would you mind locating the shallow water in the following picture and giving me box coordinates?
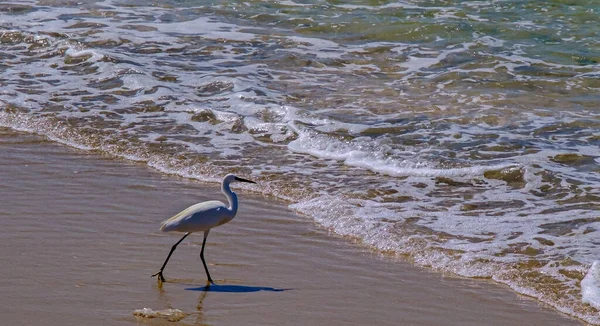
[0,0,599,322]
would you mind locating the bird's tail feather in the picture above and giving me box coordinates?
[159,220,171,232]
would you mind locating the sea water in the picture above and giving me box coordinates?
[1,0,599,322]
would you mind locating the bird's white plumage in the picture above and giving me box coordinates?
[160,200,232,232]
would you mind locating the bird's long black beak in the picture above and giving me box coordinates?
[235,176,256,184]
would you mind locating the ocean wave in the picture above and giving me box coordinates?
[1,0,600,323]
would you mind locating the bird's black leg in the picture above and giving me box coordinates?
[152,232,190,282]
[200,230,214,284]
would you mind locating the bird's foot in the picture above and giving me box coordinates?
[204,279,214,289]
[151,271,166,283]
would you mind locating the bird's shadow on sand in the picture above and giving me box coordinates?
[185,283,290,293]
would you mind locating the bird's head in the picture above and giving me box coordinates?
[223,173,256,186]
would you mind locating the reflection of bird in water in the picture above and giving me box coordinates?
[195,290,209,325]
[152,174,256,284]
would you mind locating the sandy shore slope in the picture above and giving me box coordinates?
[0,128,582,325]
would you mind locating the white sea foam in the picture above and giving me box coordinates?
[64,47,104,62]
[288,131,513,178]
[133,308,188,321]
[582,262,600,310]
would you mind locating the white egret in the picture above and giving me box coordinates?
[152,174,256,284]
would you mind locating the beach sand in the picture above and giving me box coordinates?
[0,128,582,325]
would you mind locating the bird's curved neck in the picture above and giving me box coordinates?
[222,182,238,214]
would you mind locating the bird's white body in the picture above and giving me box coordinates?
[160,200,234,232]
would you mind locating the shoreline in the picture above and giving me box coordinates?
[0,128,583,325]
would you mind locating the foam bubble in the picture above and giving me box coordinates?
[133,308,188,322]
[64,47,104,62]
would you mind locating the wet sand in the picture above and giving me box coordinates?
[0,128,582,325]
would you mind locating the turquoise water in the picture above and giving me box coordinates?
[1,0,599,322]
